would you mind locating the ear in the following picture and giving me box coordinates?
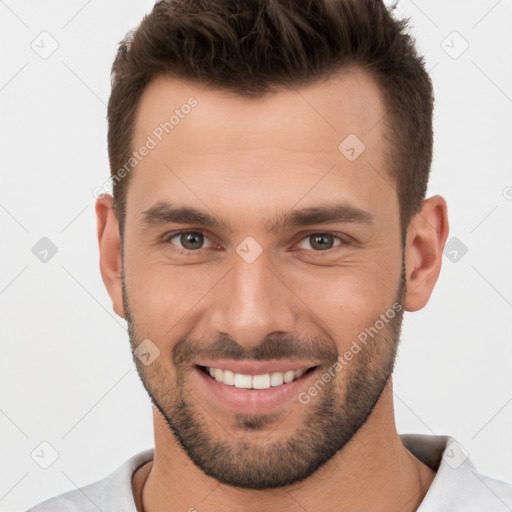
[403,195,449,312]
[95,194,125,319]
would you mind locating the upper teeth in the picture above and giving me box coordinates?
[207,367,307,389]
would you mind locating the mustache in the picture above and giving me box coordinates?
[173,332,339,366]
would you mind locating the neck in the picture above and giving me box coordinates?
[136,379,436,512]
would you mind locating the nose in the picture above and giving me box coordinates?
[208,249,299,349]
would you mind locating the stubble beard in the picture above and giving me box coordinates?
[123,263,406,489]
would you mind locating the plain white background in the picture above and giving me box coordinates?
[1,1,511,510]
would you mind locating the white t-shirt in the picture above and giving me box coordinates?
[25,434,512,511]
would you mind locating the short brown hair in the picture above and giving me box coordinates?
[107,0,434,242]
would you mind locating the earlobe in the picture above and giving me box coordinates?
[95,194,125,319]
[403,195,449,312]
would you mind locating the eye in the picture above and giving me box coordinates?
[163,230,216,254]
[296,232,346,251]
[161,230,349,256]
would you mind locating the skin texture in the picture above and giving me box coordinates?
[96,67,449,512]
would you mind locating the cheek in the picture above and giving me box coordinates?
[127,259,220,330]
[286,255,400,341]
[127,237,401,347]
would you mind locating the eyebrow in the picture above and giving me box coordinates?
[140,201,374,234]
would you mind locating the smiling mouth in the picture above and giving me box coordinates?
[196,364,318,390]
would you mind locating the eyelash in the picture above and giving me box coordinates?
[161,229,351,256]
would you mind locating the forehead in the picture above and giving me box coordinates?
[126,68,394,230]
[133,67,386,154]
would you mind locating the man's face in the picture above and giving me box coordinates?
[121,68,405,489]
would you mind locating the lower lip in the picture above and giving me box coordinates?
[193,365,320,414]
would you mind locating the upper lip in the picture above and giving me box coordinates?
[195,360,319,375]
